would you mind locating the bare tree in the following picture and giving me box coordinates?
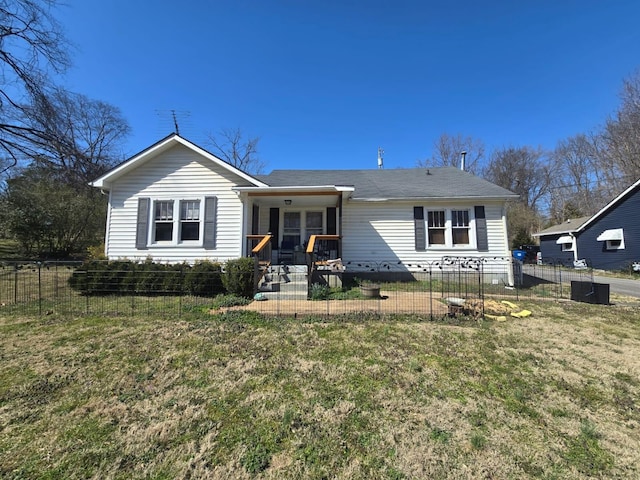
[418,133,485,174]
[547,134,611,222]
[600,70,640,186]
[24,87,130,184]
[482,146,551,242]
[206,127,265,174]
[483,146,551,211]
[0,0,70,173]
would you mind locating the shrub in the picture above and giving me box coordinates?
[135,259,168,293]
[211,294,251,310]
[85,244,107,260]
[69,259,225,297]
[309,283,330,300]
[184,260,224,296]
[222,257,255,298]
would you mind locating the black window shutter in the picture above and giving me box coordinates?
[203,196,217,250]
[414,206,426,251]
[136,198,150,249]
[251,205,259,234]
[269,208,280,248]
[474,206,488,252]
[326,207,337,235]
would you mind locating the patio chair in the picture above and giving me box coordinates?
[278,240,295,264]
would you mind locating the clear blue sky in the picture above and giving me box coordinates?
[56,0,640,170]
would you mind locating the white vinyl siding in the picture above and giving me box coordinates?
[105,144,246,263]
[341,201,508,266]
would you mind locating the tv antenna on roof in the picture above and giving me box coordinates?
[155,109,192,137]
[377,147,384,169]
[172,110,179,135]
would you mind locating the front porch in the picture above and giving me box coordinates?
[235,185,351,261]
[246,233,344,299]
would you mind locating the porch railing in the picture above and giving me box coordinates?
[247,234,273,294]
[306,234,342,293]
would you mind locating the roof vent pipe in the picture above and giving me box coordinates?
[377,147,384,169]
[460,151,467,171]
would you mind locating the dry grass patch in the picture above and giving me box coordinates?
[1,301,639,478]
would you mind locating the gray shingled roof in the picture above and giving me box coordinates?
[533,216,591,236]
[256,167,517,200]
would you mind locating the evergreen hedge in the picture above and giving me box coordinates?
[68,259,227,297]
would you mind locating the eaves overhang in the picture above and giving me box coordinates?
[576,178,640,233]
[233,185,355,195]
[90,134,268,190]
[348,194,518,203]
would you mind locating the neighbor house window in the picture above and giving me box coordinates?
[596,228,625,251]
[427,211,446,245]
[556,235,574,252]
[154,200,174,241]
[180,200,200,241]
[451,210,470,245]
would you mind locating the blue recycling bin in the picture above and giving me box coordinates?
[512,250,526,262]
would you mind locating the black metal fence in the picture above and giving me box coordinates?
[0,258,599,318]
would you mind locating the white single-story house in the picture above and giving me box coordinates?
[533,177,640,270]
[91,134,518,277]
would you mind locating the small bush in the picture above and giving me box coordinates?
[184,260,224,296]
[222,257,254,298]
[309,283,330,300]
[135,259,168,293]
[211,294,251,310]
[85,244,106,260]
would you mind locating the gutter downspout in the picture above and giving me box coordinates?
[503,202,515,286]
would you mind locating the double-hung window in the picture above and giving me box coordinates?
[153,199,201,243]
[180,200,200,241]
[427,211,446,245]
[419,207,477,249]
[154,200,174,242]
[451,210,470,245]
[137,196,216,250]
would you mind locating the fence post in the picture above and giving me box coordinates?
[429,266,433,321]
[38,262,42,316]
[14,264,18,306]
[85,267,89,315]
[179,266,184,318]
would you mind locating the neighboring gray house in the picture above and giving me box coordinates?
[533,216,591,265]
[91,134,518,275]
[534,177,640,270]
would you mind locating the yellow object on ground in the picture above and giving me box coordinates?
[510,309,532,318]
[500,300,519,309]
[485,314,508,322]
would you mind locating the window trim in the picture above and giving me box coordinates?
[605,239,624,250]
[451,209,471,246]
[179,199,202,242]
[149,197,205,247]
[427,210,446,246]
[153,200,175,243]
[424,207,477,249]
[561,242,574,252]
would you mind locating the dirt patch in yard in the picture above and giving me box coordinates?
[221,290,451,317]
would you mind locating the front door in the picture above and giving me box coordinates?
[283,211,301,247]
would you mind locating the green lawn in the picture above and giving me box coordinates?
[1,302,639,479]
